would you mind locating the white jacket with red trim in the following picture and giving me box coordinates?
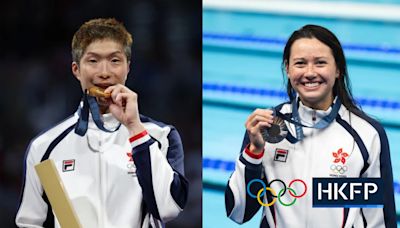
[16,110,188,228]
[225,100,396,228]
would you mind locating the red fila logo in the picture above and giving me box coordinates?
[62,159,75,172]
[274,148,289,162]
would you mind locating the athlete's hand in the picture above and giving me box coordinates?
[104,84,146,136]
[245,109,274,154]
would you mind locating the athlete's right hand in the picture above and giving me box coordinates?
[245,109,274,154]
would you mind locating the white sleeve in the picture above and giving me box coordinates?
[15,143,49,228]
[225,140,264,224]
[130,128,188,223]
[361,130,396,227]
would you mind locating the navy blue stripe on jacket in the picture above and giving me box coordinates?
[16,117,75,228]
[353,110,396,227]
[133,116,188,220]
[225,131,264,224]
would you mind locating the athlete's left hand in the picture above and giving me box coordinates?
[104,84,146,136]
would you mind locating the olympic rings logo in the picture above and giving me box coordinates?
[330,164,348,174]
[246,179,307,207]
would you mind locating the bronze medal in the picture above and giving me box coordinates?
[260,117,288,143]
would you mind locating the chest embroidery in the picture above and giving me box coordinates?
[126,152,136,176]
[330,148,349,177]
[274,148,289,162]
[62,159,75,172]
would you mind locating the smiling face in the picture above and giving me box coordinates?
[72,39,130,109]
[286,38,339,110]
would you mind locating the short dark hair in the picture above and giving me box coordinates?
[71,18,133,63]
[282,24,359,112]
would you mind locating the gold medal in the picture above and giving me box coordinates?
[87,86,111,98]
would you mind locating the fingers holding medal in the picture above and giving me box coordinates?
[246,108,288,151]
[245,109,274,151]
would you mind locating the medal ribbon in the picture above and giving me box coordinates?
[275,97,341,142]
[75,92,121,136]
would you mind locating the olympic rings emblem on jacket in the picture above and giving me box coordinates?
[246,179,307,207]
[330,164,348,174]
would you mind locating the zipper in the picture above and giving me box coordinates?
[98,132,105,228]
[312,110,317,123]
[305,109,316,227]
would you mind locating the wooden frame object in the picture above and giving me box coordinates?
[35,159,82,228]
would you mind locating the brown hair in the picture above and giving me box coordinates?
[71,18,133,63]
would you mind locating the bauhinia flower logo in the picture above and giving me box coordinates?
[332,148,348,164]
[127,152,133,162]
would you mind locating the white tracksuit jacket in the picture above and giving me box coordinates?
[225,100,396,227]
[16,111,188,228]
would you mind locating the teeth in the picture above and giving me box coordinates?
[304,82,319,88]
